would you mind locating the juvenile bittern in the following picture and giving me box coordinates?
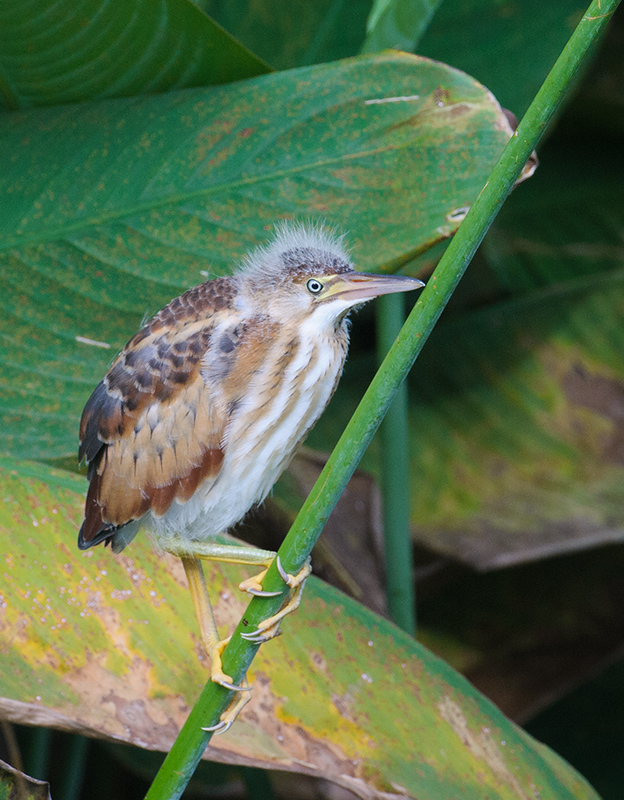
[78,223,423,731]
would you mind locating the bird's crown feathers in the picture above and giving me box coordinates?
[238,222,352,286]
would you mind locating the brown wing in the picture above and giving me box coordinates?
[78,277,237,550]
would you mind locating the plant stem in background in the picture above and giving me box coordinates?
[57,735,89,800]
[24,727,50,781]
[145,1,621,797]
[376,293,416,635]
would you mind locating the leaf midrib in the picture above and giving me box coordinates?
[0,119,478,252]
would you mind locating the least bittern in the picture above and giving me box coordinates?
[78,223,423,731]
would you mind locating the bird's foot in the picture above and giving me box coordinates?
[202,676,252,734]
[209,636,251,691]
[239,569,282,598]
[240,556,312,644]
[276,554,312,590]
[203,636,253,734]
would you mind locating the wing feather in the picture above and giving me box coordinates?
[78,277,236,550]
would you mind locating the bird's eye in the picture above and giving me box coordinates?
[306,279,323,295]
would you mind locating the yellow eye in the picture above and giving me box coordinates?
[306,279,323,294]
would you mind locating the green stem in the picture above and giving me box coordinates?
[145,2,620,797]
[57,735,89,800]
[24,727,51,781]
[376,294,416,635]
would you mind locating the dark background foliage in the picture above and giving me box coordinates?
[1,0,623,798]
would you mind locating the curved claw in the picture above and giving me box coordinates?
[245,587,282,598]
[214,678,253,692]
[239,568,281,598]
[276,555,312,588]
[240,626,282,644]
[202,679,253,735]
[241,634,266,644]
[202,718,233,734]
[276,554,290,583]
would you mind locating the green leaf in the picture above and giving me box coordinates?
[361,0,444,55]
[406,139,624,567]
[198,0,372,69]
[0,759,51,800]
[0,52,519,461]
[307,249,624,570]
[294,115,624,571]
[417,0,589,116]
[0,0,268,110]
[487,143,624,291]
[563,9,624,134]
[409,270,624,569]
[0,459,600,800]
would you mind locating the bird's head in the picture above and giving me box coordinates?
[236,223,424,328]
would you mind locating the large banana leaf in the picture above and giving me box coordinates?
[0,0,268,110]
[409,137,624,568]
[198,0,372,70]
[297,135,624,570]
[0,52,524,462]
[0,459,600,800]
[199,0,590,114]
[306,278,624,571]
[418,0,589,115]
[361,0,444,55]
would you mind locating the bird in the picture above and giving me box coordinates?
[77,222,424,732]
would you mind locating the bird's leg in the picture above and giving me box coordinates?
[180,556,237,685]
[181,556,252,734]
[169,538,312,643]
[171,540,280,595]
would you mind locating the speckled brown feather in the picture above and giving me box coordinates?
[78,277,238,548]
[78,226,422,553]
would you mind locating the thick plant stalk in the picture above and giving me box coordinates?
[145,1,621,796]
[376,293,416,635]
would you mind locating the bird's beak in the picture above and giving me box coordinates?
[326,272,425,302]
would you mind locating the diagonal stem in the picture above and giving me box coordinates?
[144,1,621,796]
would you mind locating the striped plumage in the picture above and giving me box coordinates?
[78,224,423,555]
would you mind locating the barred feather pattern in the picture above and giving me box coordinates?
[78,229,353,552]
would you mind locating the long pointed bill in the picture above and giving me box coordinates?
[326,272,425,302]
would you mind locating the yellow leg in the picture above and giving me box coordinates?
[168,539,283,598]
[174,543,313,639]
[173,539,312,687]
[181,557,252,733]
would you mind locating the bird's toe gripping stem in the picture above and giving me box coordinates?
[202,636,253,734]
[202,680,252,734]
[239,555,312,644]
[238,569,282,598]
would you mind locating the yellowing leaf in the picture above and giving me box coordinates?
[0,459,600,799]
